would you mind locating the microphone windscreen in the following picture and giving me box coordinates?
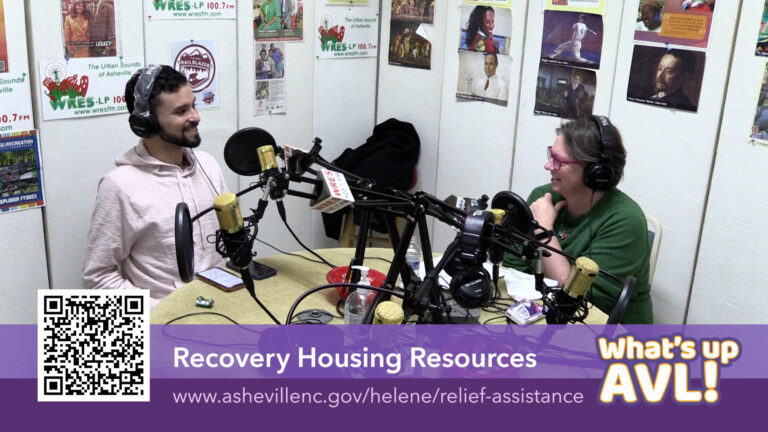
[564,256,599,298]
[213,192,243,234]
[373,301,404,324]
[224,128,277,176]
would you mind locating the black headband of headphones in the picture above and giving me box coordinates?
[590,115,616,165]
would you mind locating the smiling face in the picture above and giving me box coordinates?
[545,134,586,197]
[481,10,495,37]
[154,85,201,148]
[640,5,661,29]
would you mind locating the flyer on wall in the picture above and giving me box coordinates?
[459,3,512,55]
[0,0,34,135]
[750,62,768,146]
[254,0,303,42]
[37,57,143,120]
[0,0,8,72]
[540,10,603,70]
[544,0,607,15]
[633,0,714,49]
[170,39,219,109]
[389,0,433,69]
[0,131,44,214]
[456,50,512,106]
[255,41,286,116]
[756,0,768,56]
[61,0,118,58]
[145,0,236,20]
[534,63,596,119]
[316,11,379,59]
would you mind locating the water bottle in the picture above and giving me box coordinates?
[405,236,421,275]
[344,266,375,324]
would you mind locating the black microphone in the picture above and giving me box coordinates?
[213,192,252,269]
[545,256,598,324]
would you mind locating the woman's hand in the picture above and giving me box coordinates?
[530,193,567,231]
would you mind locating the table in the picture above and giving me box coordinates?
[150,248,607,325]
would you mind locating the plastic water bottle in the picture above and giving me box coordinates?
[344,266,375,324]
[405,236,421,275]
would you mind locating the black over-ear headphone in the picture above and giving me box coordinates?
[583,115,617,190]
[129,65,162,138]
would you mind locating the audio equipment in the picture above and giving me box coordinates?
[583,115,618,190]
[128,65,163,138]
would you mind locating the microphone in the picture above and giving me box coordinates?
[257,144,279,177]
[213,192,252,269]
[545,256,598,324]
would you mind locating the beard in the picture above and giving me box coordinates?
[159,123,201,148]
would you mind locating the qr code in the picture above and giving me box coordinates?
[37,290,149,402]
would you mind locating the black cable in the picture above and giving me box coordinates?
[276,201,337,269]
[164,311,241,326]
[254,237,326,265]
[286,283,405,324]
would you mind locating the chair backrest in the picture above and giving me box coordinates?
[646,214,662,287]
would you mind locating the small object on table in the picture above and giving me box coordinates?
[195,296,215,309]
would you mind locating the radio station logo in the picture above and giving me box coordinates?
[173,44,216,93]
[41,62,94,110]
[318,15,347,52]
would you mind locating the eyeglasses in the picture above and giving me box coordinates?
[547,146,579,170]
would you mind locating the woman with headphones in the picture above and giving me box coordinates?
[504,116,652,324]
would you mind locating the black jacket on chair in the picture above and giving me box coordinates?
[322,118,421,240]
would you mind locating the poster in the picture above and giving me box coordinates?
[145,0,236,19]
[61,0,118,58]
[316,12,379,59]
[254,0,303,42]
[534,63,595,119]
[633,0,715,49]
[0,0,7,72]
[459,4,512,55]
[0,0,34,134]
[255,41,286,116]
[544,0,607,15]
[456,50,512,106]
[170,39,219,109]
[756,0,768,56]
[389,0,434,69]
[540,10,603,70]
[626,45,705,113]
[750,62,768,145]
[37,57,143,120]
[0,131,44,214]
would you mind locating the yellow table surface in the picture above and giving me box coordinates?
[151,247,607,325]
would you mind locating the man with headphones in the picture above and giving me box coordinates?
[503,116,652,324]
[83,65,228,307]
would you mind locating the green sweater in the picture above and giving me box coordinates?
[502,185,653,324]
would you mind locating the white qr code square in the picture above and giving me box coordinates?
[37,290,150,402]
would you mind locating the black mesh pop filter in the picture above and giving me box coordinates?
[491,191,534,235]
[224,128,277,176]
[175,202,195,282]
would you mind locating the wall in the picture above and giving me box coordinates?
[5,0,765,324]
[689,1,768,324]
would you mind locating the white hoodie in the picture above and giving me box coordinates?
[83,140,227,307]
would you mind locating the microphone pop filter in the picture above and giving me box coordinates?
[175,202,195,282]
[224,128,277,176]
[491,191,533,235]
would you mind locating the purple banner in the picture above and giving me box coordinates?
[1,378,764,429]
